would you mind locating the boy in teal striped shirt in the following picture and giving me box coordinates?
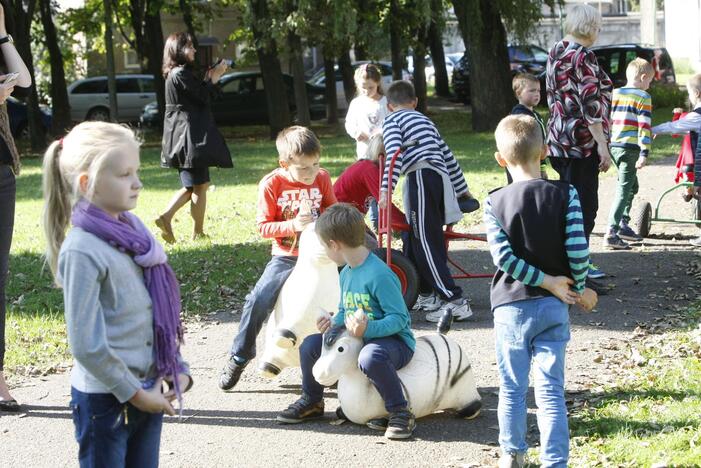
[484,115,597,468]
[606,57,654,249]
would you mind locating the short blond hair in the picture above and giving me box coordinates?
[512,73,539,97]
[315,203,366,247]
[494,115,544,166]
[275,126,321,162]
[687,73,701,98]
[360,133,385,162]
[626,58,654,81]
[564,4,602,42]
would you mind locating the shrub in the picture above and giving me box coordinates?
[649,83,688,109]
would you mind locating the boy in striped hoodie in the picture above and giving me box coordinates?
[379,80,473,329]
[605,58,654,249]
[484,115,596,468]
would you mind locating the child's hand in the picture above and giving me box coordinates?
[577,288,598,311]
[635,157,646,169]
[357,132,369,142]
[673,107,684,114]
[317,315,331,333]
[163,373,192,402]
[540,274,578,304]
[129,380,176,415]
[378,190,388,210]
[345,309,367,337]
[292,210,313,231]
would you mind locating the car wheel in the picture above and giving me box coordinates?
[87,107,110,122]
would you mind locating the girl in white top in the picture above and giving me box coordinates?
[345,64,390,160]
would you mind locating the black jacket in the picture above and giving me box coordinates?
[161,66,232,169]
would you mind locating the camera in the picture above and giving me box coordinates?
[213,58,234,68]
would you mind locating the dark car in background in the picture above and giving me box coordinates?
[7,96,52,139]
[140,71,326,128]
[590,44,676,88]
[451,44,549,104]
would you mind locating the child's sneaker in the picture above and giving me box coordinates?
[276,395,324,424]
[603,233,631,250]
[218,355,248,390]
[384,408,415,439]
[426,297,473,323]
[498,452,525,468]
[587,263,605,279]
[618,223,643,242]
[412,292,442,312]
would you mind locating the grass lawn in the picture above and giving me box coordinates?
[3,107,684,380]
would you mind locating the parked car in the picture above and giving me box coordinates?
[451,44,548,104]
[407,52,464,85]
[7,96,52,138]
[590,44,676,88]
[67,74,156,122]
[140,71,326,128]
[308,61,411,111]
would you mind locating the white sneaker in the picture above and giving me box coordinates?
[412,293,443,312]
[425,298,473,322]
[498,452,525,468]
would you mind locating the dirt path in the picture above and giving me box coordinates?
[2,156,698,467]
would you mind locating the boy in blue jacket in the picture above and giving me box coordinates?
[277,203,416,440]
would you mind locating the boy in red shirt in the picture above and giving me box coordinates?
[219,126,337,390]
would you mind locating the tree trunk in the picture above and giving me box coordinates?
[103,0,118,122]
[144,10,166,121]
[354,44,368,61]
[10,0,44,150]
[179,0,199,50]
[38,0,71,135]
[452,0,513,131]
[338,45,355,105]
[322,47,338,125]
[428,16,450,98]
[289,32,310,126]
[413,26,428,114]
[389,0,403,80]
[249,0,291,138]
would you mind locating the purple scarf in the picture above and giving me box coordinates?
[71,200,184,403]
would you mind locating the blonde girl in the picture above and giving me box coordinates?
[42,122,191,467]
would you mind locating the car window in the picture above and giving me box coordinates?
[72,80,107,94]
[531,46,548,62]
[656,49,673,69]
[624,50,638,67]
[609,51,622,75]
[509,46,533,62]
[255,77,265,91]
[139,78,154,93]
[116,78,140,93]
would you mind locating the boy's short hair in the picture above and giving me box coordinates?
[276,126,321,162]
[315,203,366,248]
[687,73,701,96]
[386,80,416,106]
[626,58,654,81]
[564,4,601,41]
[512,73,539,97]
[494,115,544,166]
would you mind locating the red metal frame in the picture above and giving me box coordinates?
[377,146,493,280]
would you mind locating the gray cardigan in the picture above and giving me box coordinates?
[58,227,189,402]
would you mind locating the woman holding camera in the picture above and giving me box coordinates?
[157,32,232,243]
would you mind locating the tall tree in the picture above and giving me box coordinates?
[38,0,71,135]
[388,0,403,80]
[338,45,355,105]
[412,24,428,113]
[282,0,310,126]
[427,0,450,97]
[322,48,338,124]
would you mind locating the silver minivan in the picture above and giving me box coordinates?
[67,74,156,122]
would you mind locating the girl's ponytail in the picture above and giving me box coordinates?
[42,140,71,281]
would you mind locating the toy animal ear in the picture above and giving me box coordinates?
[323,325,346,347]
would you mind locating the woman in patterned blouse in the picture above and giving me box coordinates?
[546,4,612,281]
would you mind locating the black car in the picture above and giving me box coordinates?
[7,96,52,138]
[451,44,548,104]
[140,71,326,128]
[590,44,676,88]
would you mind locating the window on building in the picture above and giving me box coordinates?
[124,50,140,69]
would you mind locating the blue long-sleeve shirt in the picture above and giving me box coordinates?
[332,252,415,350]
[484,181,589,309]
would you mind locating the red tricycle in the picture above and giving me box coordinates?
[374,140,492,309]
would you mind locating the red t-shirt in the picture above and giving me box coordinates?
[257,168,337,256]
[333,159,406,227]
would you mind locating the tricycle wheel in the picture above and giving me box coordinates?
[373,248,419,309]
[633,201,652,238]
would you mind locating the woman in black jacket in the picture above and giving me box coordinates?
[157,32,232,243]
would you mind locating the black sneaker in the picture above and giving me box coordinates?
[384,408,416,439]
[276,395,324,424]
[218,355,247,390]
[366,417,389,431]
[603,234,631,250]
[618,223,643,242]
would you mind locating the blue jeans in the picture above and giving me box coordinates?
[300,333,414,412]
[230,255,297,360]
[494,296,570,468]
[70,388,163,468]
[368,197,379,231]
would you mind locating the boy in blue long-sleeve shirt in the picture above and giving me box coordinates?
[277,203,416,440]
[484,115,597,468]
